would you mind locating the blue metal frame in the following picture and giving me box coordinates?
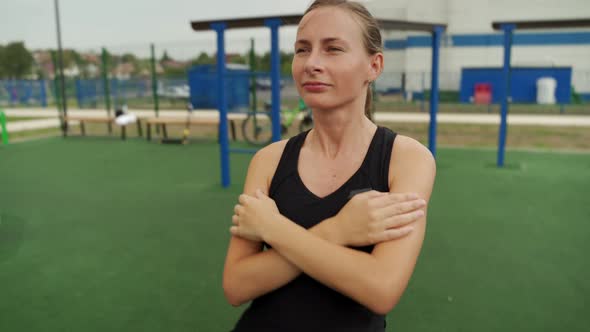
[264,18,283,143]
[211,22,231,187]
[428,26,443,157]
[211,19,283,188]
[497,24,514,167]
[205,18,443,187]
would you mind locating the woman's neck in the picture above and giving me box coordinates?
[308,104,377,160]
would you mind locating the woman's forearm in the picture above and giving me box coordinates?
[263,214,391,314]
[224,216,342,306]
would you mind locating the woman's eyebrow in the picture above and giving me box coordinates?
[322,37,345,44]
[295,37,347,45]
[295,39,311,46]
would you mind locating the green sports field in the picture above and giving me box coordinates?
[0,137,588,331]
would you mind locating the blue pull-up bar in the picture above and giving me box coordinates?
[211,22,231,187]
[497,24,515,168]
[429,26,443,157]
[265,18,283,143]
[211,19,283,188]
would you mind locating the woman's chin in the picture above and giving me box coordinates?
[301,98,337,111]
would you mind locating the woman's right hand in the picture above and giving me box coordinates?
[332,191,426,247]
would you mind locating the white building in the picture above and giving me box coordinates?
[365,0,590,96]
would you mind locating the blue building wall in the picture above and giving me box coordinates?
[460,67,572,103]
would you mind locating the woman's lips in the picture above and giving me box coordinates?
[303,82,330,92]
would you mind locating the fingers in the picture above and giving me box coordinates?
[234,204,246,217]
[378,226,414,242]
[380,209,424,230]
[238,194,249,205]
[380,198,426,218]
[232,214,239,225]
[371,192,421,208]
[229,225,240,237]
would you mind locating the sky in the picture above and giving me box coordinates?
[0,0,323,59]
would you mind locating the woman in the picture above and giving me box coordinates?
[224,1,436,331]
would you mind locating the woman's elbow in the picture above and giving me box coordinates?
[365,284,404,315]
[222,276,247,307]
[369,295,401,316]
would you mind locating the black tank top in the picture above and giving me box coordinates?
[232,126,397,332]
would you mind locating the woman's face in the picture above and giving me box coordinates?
[292,6,376,111]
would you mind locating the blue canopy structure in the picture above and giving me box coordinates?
[191,15,446,187]
[492,18,590,167]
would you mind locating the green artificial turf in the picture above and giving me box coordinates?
[0,138,588,331]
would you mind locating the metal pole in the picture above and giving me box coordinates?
[54,0,68,135]
[264,18,282,143]
[429,26,443,157]
[497,24,514,168]
[249,38,259,132]
[249,38,257,111]
[150,43,160,118]
[101,48,112,118]
[50,50,65,135]
[211,22,230,188]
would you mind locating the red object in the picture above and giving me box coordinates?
[474,83,492,104]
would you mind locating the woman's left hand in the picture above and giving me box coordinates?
[231,189,280,242]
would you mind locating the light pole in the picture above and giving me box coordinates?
[54,0,68,135]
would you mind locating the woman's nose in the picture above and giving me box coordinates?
[304,50,323,74]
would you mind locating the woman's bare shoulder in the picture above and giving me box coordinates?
[245,139,290,194]
[389,134,436,186]
[251,139,289,167]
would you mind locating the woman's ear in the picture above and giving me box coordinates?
[367,52,384,83]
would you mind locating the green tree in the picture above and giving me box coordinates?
[229,53,247,65]
[121,53,137,63]
[254,51,293,75]
[160,50,172,62]
[0,41,34,79]
[280,51,294,75]
[0,45,5,77]
[62,49,81,68]
[190,52,214,66]
[259,51,271,72]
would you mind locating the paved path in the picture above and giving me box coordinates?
[3,107,590,132]
[5,118,67,132]
[375,112,590,127]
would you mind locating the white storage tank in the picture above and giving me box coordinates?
[536,77,557,104]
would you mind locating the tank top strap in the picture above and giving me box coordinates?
[269,129,311,197]
[364,126,397,192]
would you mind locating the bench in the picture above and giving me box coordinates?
[145,117,236,141]
[63,116,143,140]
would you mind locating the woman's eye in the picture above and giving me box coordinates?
[295,48,308,54]
[328,47,342,52]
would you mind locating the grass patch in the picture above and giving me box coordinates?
[0,139,588,331]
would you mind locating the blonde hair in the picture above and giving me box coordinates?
[303,0,383,119]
